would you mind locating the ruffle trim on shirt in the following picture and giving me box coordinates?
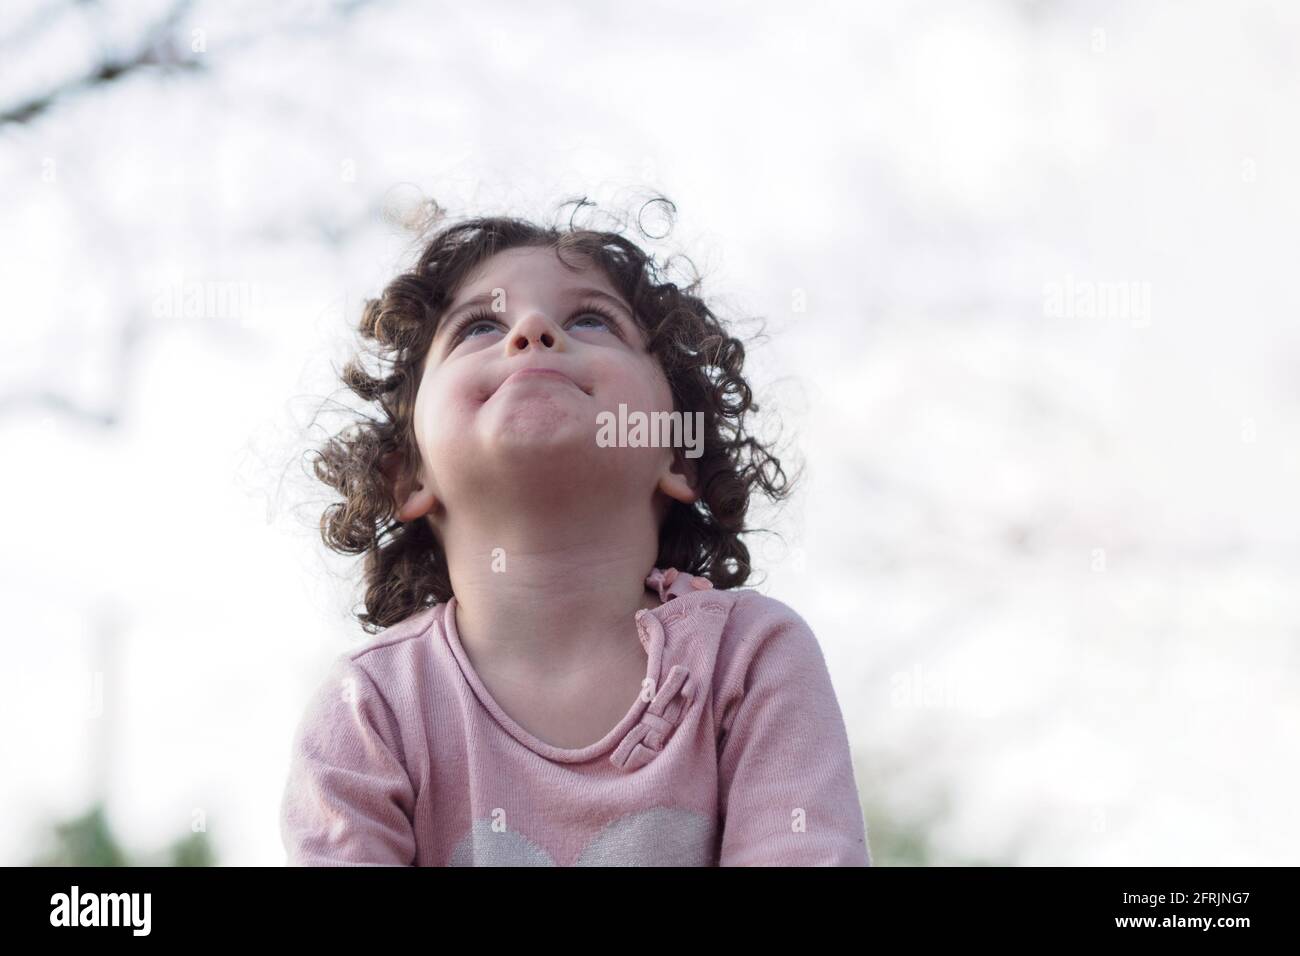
[605,567,719,772]
[610,609,694,771]
[645,566,714,603]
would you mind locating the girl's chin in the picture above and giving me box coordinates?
[479,405,594,448]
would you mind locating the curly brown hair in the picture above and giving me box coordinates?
[309,196,797,634]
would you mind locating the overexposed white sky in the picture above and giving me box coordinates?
[2,0,1297,865]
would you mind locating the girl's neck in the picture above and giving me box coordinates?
[439,505,662,679]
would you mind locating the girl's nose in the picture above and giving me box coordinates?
[507,311,564,353]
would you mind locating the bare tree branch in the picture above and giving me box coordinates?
[1,0,391,429]
[0,0,203,127]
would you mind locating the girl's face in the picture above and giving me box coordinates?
[395,246,695,523]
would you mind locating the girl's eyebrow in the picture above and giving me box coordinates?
[568,287,636,324]
[565,287,643,343]
[436,291,497,339]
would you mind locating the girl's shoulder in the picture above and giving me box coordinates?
[720,583,816,641]
[650,566,820,659]
[710,583,832,688]
[305,602,445,713]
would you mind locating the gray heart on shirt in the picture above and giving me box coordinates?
[448,805,717,866]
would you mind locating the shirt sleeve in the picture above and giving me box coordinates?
[715,601,872,866]
[279,655,418,866]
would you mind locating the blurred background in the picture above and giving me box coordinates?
[3,0,1297,866]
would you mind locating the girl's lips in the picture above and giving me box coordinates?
[498,367,590,395]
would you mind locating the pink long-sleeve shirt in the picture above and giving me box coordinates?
[279,566,872,866]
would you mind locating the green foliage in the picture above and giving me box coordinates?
[30,803,126,867]
[860,764,1016,867]
[28,801,217,866]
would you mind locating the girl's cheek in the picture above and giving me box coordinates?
[428,371,481,411]
[599,356,665,408]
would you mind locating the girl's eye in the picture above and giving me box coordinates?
[570,311,612,331]
[447,310,503,343]
[449,303,622,345]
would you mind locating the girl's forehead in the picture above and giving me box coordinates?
[462,246,612,297]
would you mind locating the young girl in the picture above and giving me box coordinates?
[279,203,872,866]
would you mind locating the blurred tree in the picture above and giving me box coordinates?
[161,830,218,867]
[867,801,1007,866]
[28,800,217,866]
[29,803,126,867]
[863,777,1013,866]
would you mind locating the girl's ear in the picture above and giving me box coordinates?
[656,447,698,506]
[380,448,439,522]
